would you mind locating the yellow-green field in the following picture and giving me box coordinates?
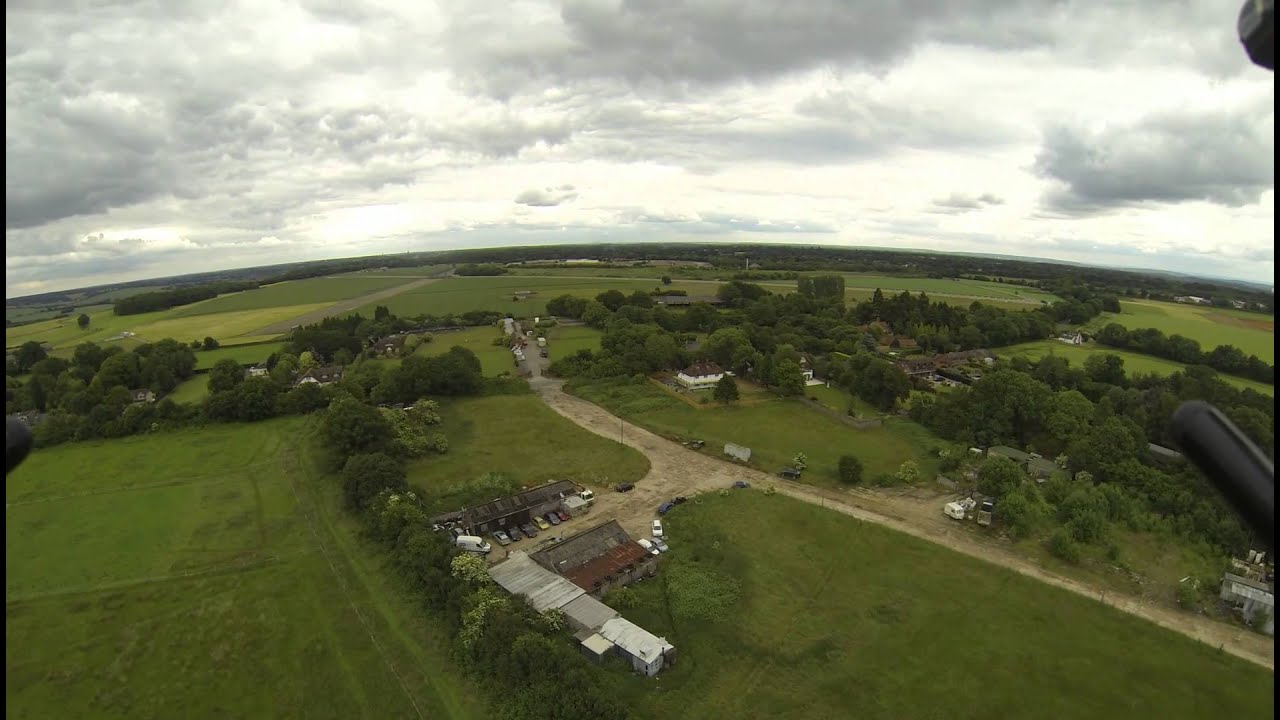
[1084,300,1274,362]
[170,276,412,316]
[5,304,319,352]
[999,340,1274,396]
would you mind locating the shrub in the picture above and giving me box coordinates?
[1046,528,1083,564]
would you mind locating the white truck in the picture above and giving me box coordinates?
[944,497,976,520]
[455,535,492,554]
[537,337,547,348]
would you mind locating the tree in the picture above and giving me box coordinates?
[661,276,672,285]
[15,341,47,372]
[895,460,920,484]
[838,455,864,485]
[322,397,395,460]
[271,353,300,384]
[713,374,740,403]
[1084,353,1126,386]
[299,350,318,371]
[771,359,806,396]
[595,289,627,312]
[332,348,355,366]
[207,358,245,394]
[792,452,808,470]
[202,336,219,351]
[341,452,406,509]
[998,483,1053,538]
[1044,389,1094,449]
[581,300,611,328]
[704,327,754,371]
[374,305,392,322]
[278,382,329,415]
[77,313,90,329]
[978,455,1023,499]
[403,334,423,353]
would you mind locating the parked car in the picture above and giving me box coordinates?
[456,535,492,554]
[673,496,687,505]
[615,482,636,492]
[658,501,675,515]
[778,467,802,480]
[651,537,669,553]
[492,530,511,546]
[450,527,465,540]
[521,523,539,538]
[732,480,750,489]
[506,526,522,541]
[651,519,664,537]
[556,510,570,522]
[637,538,660,556]
[545,512,561,526]
[534,516,552,531]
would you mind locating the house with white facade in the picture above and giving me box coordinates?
[675,361,725,390]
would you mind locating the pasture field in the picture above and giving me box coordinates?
[5,420,484,720]
[567,376,942,483]
[6,304,307,351]
[1084,300,1274,362]
[998,340,1274,396]
[838,274,1060,303]
[341,264,453,277]
[167,374,211,404]
[171,276,412,317]
[616,492,1273,720]
[405,393,650,508]
[193,342,287,369]
[802,382,881,417]
[542,324,604,359]
[353,276,710,318]
[413,326,514,377]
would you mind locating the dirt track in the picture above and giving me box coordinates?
[250,277,439,335]
[526,373,1276,670]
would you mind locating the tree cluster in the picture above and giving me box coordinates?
[1094,323,1273,384]
[113,281,260,315]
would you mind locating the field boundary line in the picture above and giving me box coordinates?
[5,466,273,507]
[250,276,441,335]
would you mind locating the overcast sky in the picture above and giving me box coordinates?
[6,0,1275,297]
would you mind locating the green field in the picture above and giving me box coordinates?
[616,492,1272,719]
[355,276,711,318]
[406,394,650,503]
[999,340,1274,396]
[414,327,515,377]
[171,277,412,317]
[568,377,941,483]
[6,304,309,351]
[342,264,452,277]
[6,420,484,719]
[1085,300,1274,362]
[194,342,287,369]
[543,324,604,358]
[167,374,211,404]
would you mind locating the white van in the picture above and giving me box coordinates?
[456,535,492,554]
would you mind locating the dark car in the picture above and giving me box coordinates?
[658,501,675,515]
[492,530,511,546]
[521,523,539,538]
[545,512,561,526]
[506,526,522,542]
[732,480,750,489]
[673,496,688,505]
[778,468,802,480]
[556,510,570,522]
[616,482,636,492]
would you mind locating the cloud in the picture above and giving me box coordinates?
[1033,103,1275,215]
[515,185,579,206]
[929,192,1006,214]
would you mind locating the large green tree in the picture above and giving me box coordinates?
[207,358,245,394]
[341,452,406,509]
[322,397,395,460]
[978,455,1024,499]
[713,374,740,403]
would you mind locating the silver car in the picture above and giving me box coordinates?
[651,537,669,553]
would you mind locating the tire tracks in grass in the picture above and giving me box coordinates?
[250,277,440,335]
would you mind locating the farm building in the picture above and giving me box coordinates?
[1148,443,1184,465]
[129,388,156,404]
[935,349,994,367]
[896,357,936,376]
[597,618,676,676]
[1219,573,1274,636]
[579,632,617,663]
[654,295,723,307]
[1056,331,1084,345]
[245,364,269,378]
[987,446,1031,464]
[461,480,578,534]
[1026,457,1059,481]
[987,446,1059,482]
[531,519,655,595]
[371,335,406,356]
[296,366,344,386]
[676,361,726,390]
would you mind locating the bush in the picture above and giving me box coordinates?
[837,455,864,485]
[1046,528,1083,564]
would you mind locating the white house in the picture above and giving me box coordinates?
[295,366,344,386]
[1057,331,1084,345]
[675,361,725,390]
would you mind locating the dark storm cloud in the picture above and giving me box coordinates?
[929,192,1005,213]
[515,185,579,206]
[1034,106,1275,215]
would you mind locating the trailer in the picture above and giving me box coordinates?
[944,497,976,520]
[977,500,995,527]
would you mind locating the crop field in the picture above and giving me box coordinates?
[171,276,412,317]
[1084,300,1274,362]
[193,342,287,369]
[998,340,1274,396]
[567,376,942,483]
[614,492,1273,720]
[6,420,483,719]
[406,394,650,508]
[354,276,711,318]
[167,374,211,404]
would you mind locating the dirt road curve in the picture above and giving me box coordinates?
[527,374,1275,670]
[251,277,439,335]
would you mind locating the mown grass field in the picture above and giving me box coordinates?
[1084,300,1274,362]
[405,394,650,504]
[6,303,309,351]
[167,374,211,404]
[615,492,1273,720]
[171,276,412,316]
[354,276,711,318]
[998,340,1274,396]
[415,327,515,377]
[6,419,484,720]
[193,342,287,369]
[568,377,942,483]
[838,274,1060,302]
[542,324,604,359]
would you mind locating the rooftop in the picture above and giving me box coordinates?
[988,445,1032,463]
[598,617,674,664]
[563,541,651,591]
[464,480,577,527]
[680,361,724,378]
[532,519,636,575]
[488,551,585,612]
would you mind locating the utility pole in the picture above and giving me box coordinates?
[619,417,624,444]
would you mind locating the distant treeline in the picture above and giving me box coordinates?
[113,281,261,315]
[1094,324,1273,384]
[453,263,507,276]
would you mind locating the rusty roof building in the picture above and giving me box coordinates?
[531,519,654,593]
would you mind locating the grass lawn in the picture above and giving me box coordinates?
[541,324,604,359]
[414,326,514,377]
[406,394,650,506]
[612,492,1272,720]
[354,276,711,318]
[1084,300,1274,362]
[128,305,325,344]
[171,276,412,316]
[998,340,1274,396]
[167,374,210,405]
[194,342,286,369]
[802,382,881,417]
[6,419,485,719]
[567,376,942,483]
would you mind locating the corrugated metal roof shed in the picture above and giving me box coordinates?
[564,542,649,591]
[598,618,673,664]
[465,480,577,527]
[532,519,634,574]
[488,552,584,612]
[581,633,616,658]
[561,594,620,632]
[988,446,1031,463]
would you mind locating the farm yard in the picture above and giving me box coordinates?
[567,375,941,483]
[998,340,1274,396]
[1084,300,1274,362]
[614,492,1273,719]
[5,419,484,720]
